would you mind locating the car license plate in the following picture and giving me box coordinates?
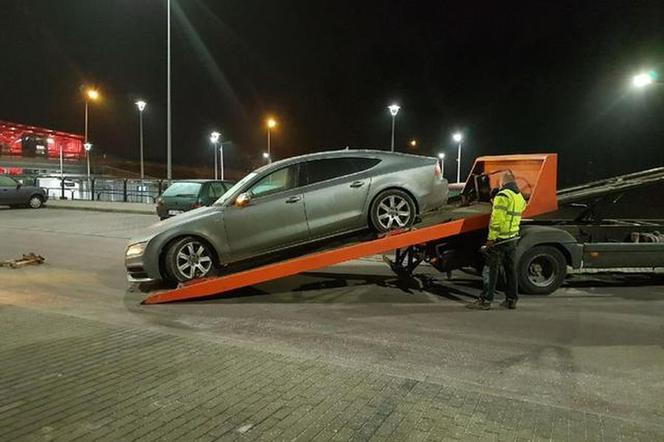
[168,210,183,216]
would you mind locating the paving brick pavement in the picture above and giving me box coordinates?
[1,306,661,442]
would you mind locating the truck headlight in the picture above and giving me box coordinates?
[126,242,147,258]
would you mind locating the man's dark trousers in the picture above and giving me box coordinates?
[484,239,519,303]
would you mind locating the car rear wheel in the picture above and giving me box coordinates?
[164,236,216,282]
[28,195,44,209]
[370,189,416,233]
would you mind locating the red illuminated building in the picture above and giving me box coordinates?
[0,120,84,161]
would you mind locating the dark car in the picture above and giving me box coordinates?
[0,175,48,208]
[156,180,234,220]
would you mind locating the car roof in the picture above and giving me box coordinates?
[254,149,435,174]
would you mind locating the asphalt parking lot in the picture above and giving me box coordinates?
[1,207,663,441]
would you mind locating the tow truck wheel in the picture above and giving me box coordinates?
[164,236,215,283]
[370,189,416,233]
[518,245,567,295]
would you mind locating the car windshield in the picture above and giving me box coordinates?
[214,172,257,205]
[162,182,201,197]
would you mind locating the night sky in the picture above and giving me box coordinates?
[1,0,663,184]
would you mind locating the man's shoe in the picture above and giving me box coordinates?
[466,299,491,310]
[500,299,517,309]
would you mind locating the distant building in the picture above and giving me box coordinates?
[0,120,84,175]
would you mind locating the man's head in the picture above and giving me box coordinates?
[500,171,516,188]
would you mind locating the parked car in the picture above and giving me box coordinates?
[0,175,48,208]
[126,150,447,283]
[156,180,234,220]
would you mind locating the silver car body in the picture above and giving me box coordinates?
[126,150,447,282]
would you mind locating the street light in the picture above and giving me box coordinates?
[438,152,446,178]
[84,88,100,145]
[135,100,147,181]
[632,71,656,88]
[263,152,270,163]
[266,118,277,164]
[210,131,221,180]
[84,142,93,179]
[388,104,400,152]
[452,132,463,184]
[409,139,417,148]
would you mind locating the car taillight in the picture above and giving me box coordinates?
[434,164,442,178]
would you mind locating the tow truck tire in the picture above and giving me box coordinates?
[164,236,216,283]
[370,189,416,233]
[518,245,567,295]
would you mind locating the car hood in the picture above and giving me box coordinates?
[128,206,218,245]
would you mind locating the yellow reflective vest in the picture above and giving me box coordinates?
[488,187,527,241]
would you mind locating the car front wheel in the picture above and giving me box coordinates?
[28,195,44,209]
[370,189,416,233]
[164,236,216,282]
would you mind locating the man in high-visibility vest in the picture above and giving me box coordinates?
[467,171,527,310]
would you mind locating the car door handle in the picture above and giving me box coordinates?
[285,196,302,204]
[350,181,365,188]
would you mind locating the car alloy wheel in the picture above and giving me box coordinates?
[29,196,43,209]
[168,238,214,282]
[376,195,412,230]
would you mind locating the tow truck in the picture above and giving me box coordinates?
[142,153,664,304]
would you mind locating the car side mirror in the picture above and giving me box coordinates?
[235,192,251,207]
[16,183,22,190]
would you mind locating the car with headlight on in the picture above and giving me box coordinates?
[156,179,234,220]
[126,150,447,283]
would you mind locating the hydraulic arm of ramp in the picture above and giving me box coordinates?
[143,154,558,304]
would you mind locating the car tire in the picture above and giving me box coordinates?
[28,195,44,209]
[370,189,416,233]
[518,245,567,295]
[164,236,216,283]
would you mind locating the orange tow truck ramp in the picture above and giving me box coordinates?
[143,154,558,304]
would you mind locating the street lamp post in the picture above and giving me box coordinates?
[84,142,93,179]
[135,100,147,181]
[452,132,463,184]
[438,152,446,178]
[219,141,225,181]
[210,131,220,179]
[388,104,400,152]
[266,118,277,164]
[166,0,172,181]
[84,88,99,145]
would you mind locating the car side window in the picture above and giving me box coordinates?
[249,165,299,198]
[304,158,359,185]
[211,182,225,198]
[354,158,381,172]
[0,176,16,187]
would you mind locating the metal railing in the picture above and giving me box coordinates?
[15,175,169,203]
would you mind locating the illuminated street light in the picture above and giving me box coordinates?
[135,100,147,181]
[438,152,446,178]
[387,104,400,152]
[452,132,463,183]
[409,139,417,148]
[632,72,655,88]
[210,131,222,180]
[266,118,277,164]
[83,88,100,144]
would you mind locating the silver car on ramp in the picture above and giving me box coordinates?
[126,150,447,283]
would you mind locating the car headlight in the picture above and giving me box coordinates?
[126,242,147,258]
